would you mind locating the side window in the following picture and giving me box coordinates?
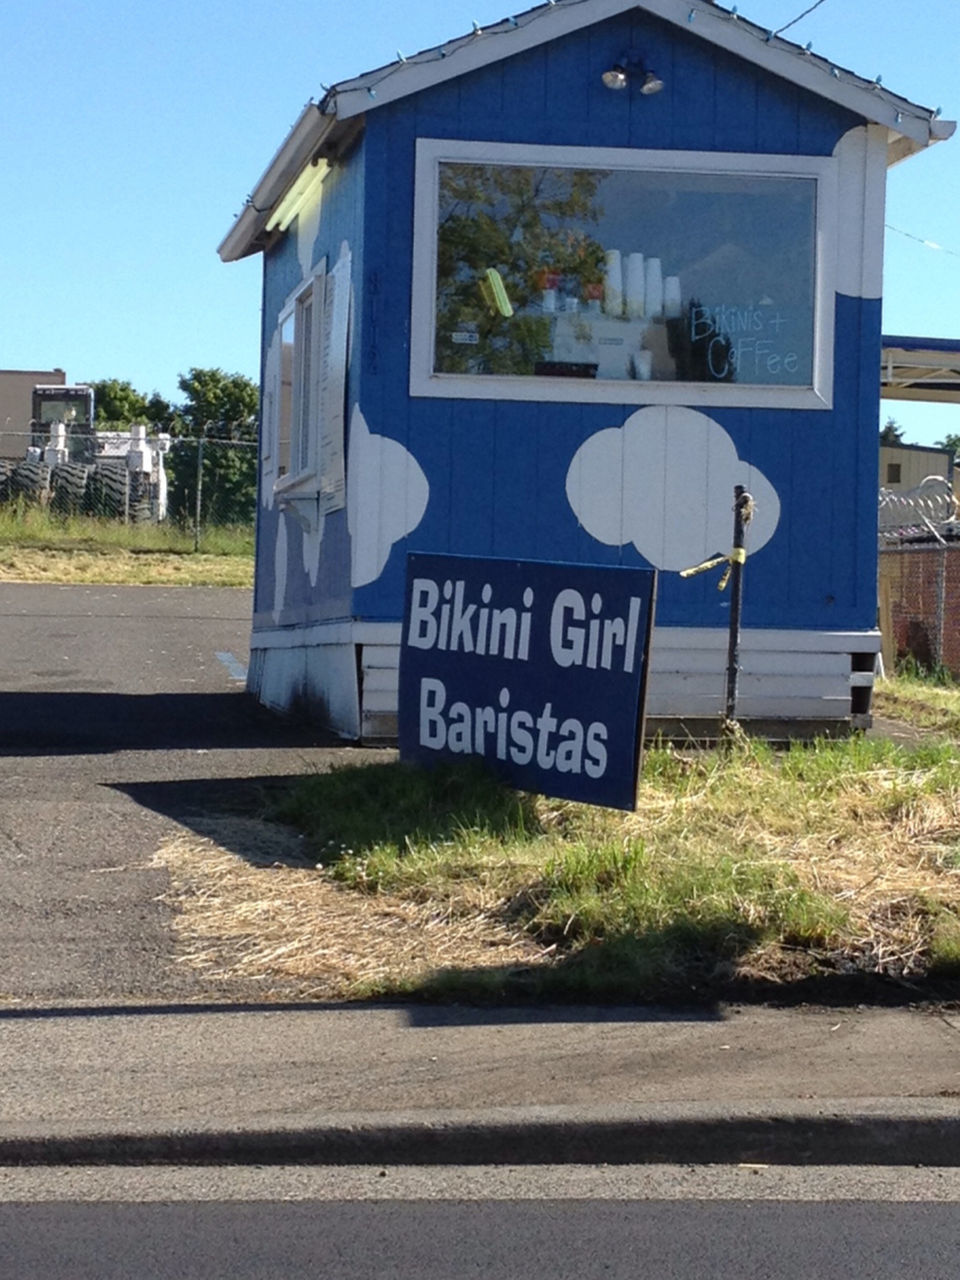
[277,311,296,477]
[274,266,324,484]
[294,284,317,477]
[268,243,350,510]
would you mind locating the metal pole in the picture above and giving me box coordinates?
[724,485,752,722]
[936,542,947,672]
[194,430,205,553]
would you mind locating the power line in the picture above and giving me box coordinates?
[774,0,830,36]
[886,224,960,260]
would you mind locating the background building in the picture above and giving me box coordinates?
[0,368,66,459]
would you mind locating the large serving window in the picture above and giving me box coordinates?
[410,141,836,409]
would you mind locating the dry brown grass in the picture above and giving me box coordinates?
[151,818,543,1000]
[0,546,253,587]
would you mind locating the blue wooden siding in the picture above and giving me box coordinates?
[258,8,879,639]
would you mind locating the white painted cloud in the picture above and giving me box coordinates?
[272,511,288,623]
[347,405,429,588]
[301,507,324,586]
[261,329,280,509]
[566,406,780,572]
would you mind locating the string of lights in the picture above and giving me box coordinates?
[322,0,938,129]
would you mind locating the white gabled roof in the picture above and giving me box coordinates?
[219,0,954,262]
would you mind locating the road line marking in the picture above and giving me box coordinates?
[215,651,248,682]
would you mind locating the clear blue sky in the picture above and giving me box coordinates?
[3,0,957,444]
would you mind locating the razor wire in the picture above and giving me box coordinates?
[878,474,959,543]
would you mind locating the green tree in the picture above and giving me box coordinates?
[935,432,960,461]
[91,379,150,425]
[166,368,259,526]
[176,366,258,439]
[91,379,183,431]
[880,416,904,445]
[435,163,607,375]
[145,392,182,432]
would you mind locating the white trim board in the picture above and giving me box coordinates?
[250,621,880,654]
[249,622,878,735]
[251,620,403,650]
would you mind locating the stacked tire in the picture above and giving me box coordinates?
[50,463,92,515]
[86,459,128,518]
[11,459,51,500]
[1,455,157,522]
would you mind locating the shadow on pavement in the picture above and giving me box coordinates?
[110,773,328,819]
[0,690,336,754]
[0,999,723,1025]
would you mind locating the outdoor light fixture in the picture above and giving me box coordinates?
[601,63,629,90]
[601,53,664,94]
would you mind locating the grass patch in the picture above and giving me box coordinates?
[928,909,960,976]
[873,674,960,739]
[0,502,253,586]
[238,734,960,1002]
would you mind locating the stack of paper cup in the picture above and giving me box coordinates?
[664,276,682,319]
[635,349,654,381]
[625,253,646,319]
[644,257,663,320]
[603,250,624,317]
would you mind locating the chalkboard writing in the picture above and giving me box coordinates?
[690,304,804,383]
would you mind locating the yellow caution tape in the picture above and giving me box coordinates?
[679,554,729,579]
[680,546,748,591]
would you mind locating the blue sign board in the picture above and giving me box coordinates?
[398,554,657,810]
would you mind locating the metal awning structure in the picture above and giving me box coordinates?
[881,336,960,404]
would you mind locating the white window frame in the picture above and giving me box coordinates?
[273,260,326,498]
[410,138,838,411]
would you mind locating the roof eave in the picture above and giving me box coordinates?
[887,117,956,168]
[218,0,955,262]
[218,102,336,262]
[331,0,945,148]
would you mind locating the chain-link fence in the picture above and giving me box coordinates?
[878,475,960,677]
[0,425,258,542]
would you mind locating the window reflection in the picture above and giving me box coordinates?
[434,162,817,387]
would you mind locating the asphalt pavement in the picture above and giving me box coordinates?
[0,582,376,1006]
[1,582,959,1168]
[6,1197,960,1279]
